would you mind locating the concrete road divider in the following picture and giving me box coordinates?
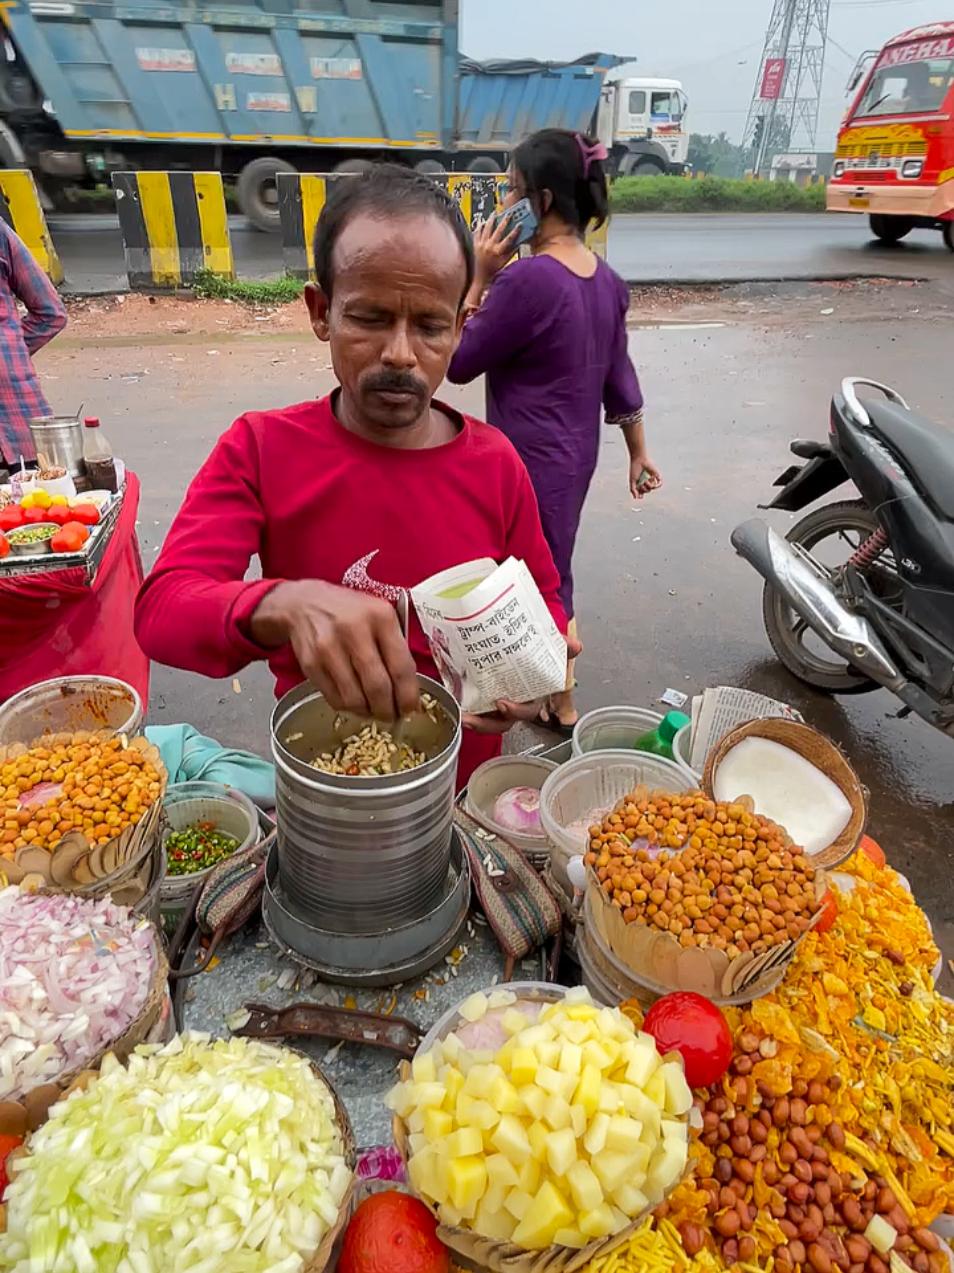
[277,170,605,280]
[111,171,233,289]
[0,169,63,283]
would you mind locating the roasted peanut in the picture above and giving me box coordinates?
[809,1242,834,1273]
[679,1222,704,1257]
[714,1209,741,1238]
[913,1229,940,1254]
[739,1236,757,1262]
[827,1121,847,1151]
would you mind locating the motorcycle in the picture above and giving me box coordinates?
[731,377,954,737]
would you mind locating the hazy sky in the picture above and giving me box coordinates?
[460,0,943,147]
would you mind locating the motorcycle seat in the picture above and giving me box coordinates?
[866,399,954,521]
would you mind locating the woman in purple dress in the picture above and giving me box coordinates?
[448,128,661,731]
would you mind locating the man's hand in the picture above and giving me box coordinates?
[250,580,420,721]
[629,455,663,500]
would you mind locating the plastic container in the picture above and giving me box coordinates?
[159,782,259,923]
[539,749,690,897]
[464,754,557,865]
[633,711,691,760]
[572,705,662,757]
[133,844,167,930]
[672,723,703,783]
[0,675,143,746]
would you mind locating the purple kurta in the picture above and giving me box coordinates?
[448,255,642,619]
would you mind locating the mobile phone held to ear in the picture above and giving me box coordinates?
[499,198,539,248]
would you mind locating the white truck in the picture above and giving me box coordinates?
[598,76,690,176]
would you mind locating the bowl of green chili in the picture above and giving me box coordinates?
[159,781,260,923]
[7,523,58,556]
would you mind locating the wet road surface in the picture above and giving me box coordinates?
[34,278,954,979]
[49,212,954,292]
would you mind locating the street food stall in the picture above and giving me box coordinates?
[0,672,951,1273]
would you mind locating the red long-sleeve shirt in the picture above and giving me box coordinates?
[135,395,566,785]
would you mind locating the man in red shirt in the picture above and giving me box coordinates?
[135,165,573,786]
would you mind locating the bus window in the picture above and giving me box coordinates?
[855,56,954,117]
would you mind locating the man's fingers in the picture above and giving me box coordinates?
[495,698,543,722]
[348,629,401,721]
[374,612,421,719]
[299,639,370,717]
[462,712,511,735]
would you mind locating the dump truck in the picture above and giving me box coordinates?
[0,0,688,230]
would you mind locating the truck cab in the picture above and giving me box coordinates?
[599,76,689,176]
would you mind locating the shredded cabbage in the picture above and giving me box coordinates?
[0,1033,352,1273]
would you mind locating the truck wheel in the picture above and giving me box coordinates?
[237,158,296,233]
[619,155,662,178]
[943,221,954,253]
[868,214,914,243]
[414,159,446,175]
[333,159,373,175]
[467,157,502,174]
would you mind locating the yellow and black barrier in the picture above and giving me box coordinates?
[111,171,233,290]
[0,169,63,283]
[277,170,607,280]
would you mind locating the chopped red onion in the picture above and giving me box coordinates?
[0,885,157,1101]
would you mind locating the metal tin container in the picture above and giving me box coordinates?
[271,675,461,935]
[29,415,85,479]
[7,523,57,556]
[0,675,143,746]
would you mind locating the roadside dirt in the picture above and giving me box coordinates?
[58,277,945,347]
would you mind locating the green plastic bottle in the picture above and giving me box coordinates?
[633,711,691,762]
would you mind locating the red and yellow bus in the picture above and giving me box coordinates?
[827,23,954,250]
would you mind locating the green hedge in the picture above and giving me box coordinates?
[609,176,827,214]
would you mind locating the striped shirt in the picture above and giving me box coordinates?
[0,221,67,465]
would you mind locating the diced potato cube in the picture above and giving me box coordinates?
[625,1042,660,1090]
[527,1120,549,1156]
[583,1111,611,1156]
[497,1039,515,1073]
[644,1070,666,1110]
[547,1127,578,1177]
[483,1178,512,1216]
[489,1075,520,1116]
[612,1183,649,1218]
[570,1104,586,1138]
[520,1085,547,1122]
[443,1067,465,1103]
[438,1203,464,1228]
[553,1229,589,1249]
[503,1008,530,1037]
[512,1181,574,1250]
[491,1114,532,1165]
[408,1109,426,1135]
[598,1082,621,1114]
[511,1047,539,1087]
[412,1052,438,1084]
[606,1115,643,1155]
[414,1081,449,1111]
[488,990,517,1010]
[408,1147,448,1205]
[505,1188,533,1221]
[517,1156,541,1195]
[423,1108,453,1142]
[385,1080,413,1118]
[565,1003,599,1022]
[445,1127,484,1159]
[441,1033,463,1062]
[409,1132,426,1156]
[591,1149,637,1194]
[463,1064,500,1099]
[519,1024,555,1050]
[579,1204,617,1239]
[616,1012,636,1036]
[608,1206,631,1235]
[561,1020,592,1045]
[536,1065,563,1096]
[475,1201,518,1242]
[644,1139,687,1202]
[573,1064,602,1117]
[459,993,489,1023]
[567,1160,603,1212]
[660,1062,693,1116]
[544,1093,571,1132]
[486,1153,520,1190]
[558,1043,582,1077]
[563,986,594,1004]
[619,1085,657,1127]
[865,1215,898,1256]
[537,1041,561,1068]
[448,1155,488,1213]
[597,1008,622,1038]
[581,1040,612,1072]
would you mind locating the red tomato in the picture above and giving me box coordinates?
[859,835,886,869]
[0,533,8,559]
[23,506,51,525]
[69,502,101,526]
[51,523,89,554]
[643,992,733,1089]
[0,1132,23,1196]
[0,506,24,532]
[814,888,838,935]
[340,1193,449,1273]
[45,504,72,526]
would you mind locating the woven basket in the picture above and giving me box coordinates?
[2,1042,356,1273]
[0,924,168,1138]
[701,717,866,870]
[0,730,168,903]
[392,985,689,1273]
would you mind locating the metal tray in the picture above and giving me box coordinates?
[0,488,123,581]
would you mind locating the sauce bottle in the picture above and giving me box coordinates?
[82,416,118,493]
[634,710,691,761]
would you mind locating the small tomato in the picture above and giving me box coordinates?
[45,505,72,526]
[0,1131,23,1195]
[0,533,8,559]
[22,506,51,525]
[859,835,886,869]
[643,991,733,1089]
[69,502,100,526]
[0,506,25,532]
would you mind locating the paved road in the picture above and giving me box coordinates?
[49,212,954,292]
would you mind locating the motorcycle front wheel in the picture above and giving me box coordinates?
[762,500,899,693]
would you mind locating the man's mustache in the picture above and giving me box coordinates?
[362,370,428,398]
